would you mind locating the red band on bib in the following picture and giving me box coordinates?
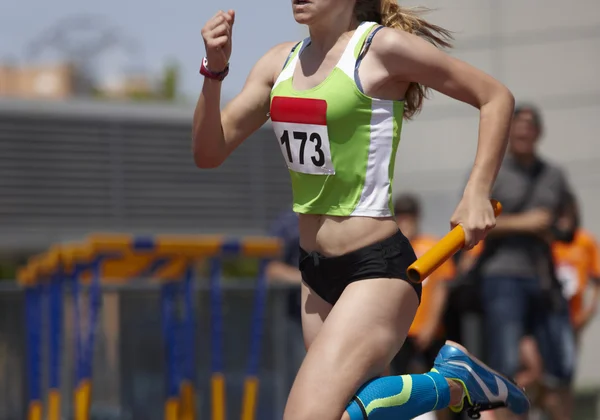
[270,96,327,126]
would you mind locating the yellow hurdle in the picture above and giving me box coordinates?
[74,379,92,420]
[179,380,196,420]
[164,397,179,420]
[26,400,42,420]
[47,389,61,420]
[241,376,260,420]
[211,373,226,420]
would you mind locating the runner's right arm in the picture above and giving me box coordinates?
[192,12,294,168]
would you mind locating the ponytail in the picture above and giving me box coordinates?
[354,0,453,119]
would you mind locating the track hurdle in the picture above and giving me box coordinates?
[19,241,179,420]
[19,263,43,420]
[19,247,66,420]
[85,234,281,420]
[20,234,281,420]
[64,245,102,420]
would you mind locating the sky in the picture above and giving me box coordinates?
[0,0,308,101]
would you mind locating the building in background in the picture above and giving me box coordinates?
[0,98,290,253]
[97,72,153,100]
[0,63,77,99]
[0,62,169,101]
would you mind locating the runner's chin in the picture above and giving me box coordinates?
[292,4,315,23]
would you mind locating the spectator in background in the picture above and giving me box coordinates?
[467,104,576,420]
[459,242,544,394]
[390,194,455,420]
[265,209,305,389]
[475,191,600,420]
[552,192,600,342]
[514,191,600,418]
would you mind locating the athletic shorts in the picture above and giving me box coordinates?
[299,230,422,305]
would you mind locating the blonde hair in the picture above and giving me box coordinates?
[354,0,453,119]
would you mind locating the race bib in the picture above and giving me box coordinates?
[270,96,335,175]
[556,263,579,300]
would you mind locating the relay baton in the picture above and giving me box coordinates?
[406,199,502,283]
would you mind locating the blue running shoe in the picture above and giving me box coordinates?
[432,340,530,419]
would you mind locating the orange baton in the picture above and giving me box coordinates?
[406,199,503,283]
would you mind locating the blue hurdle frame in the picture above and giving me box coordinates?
[21,234,281,420]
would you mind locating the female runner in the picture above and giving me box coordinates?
[193,0,530,419]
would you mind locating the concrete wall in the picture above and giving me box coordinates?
[391,0,600,389]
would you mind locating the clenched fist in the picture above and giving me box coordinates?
[450,193,496,250]
[201,10,235,73]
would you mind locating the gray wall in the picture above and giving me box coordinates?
[0,99,292,252]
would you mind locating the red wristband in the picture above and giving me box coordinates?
[200,57,229,81]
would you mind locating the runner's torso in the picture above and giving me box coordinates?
[269,22,405,255]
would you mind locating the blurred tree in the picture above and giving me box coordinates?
[0,255,28,281]
[194,257,260,282]
[86,60,180,102]
[128,89,157,101]
[222,257,260,280]
[161,60,179,101]
[91,86,106,98]
[0,263,17,281]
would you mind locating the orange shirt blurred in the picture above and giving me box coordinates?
[552,229,600,322]
[408,235,456,337]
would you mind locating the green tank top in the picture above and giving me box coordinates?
[269,21,405,217]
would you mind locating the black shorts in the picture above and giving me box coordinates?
[390,337,445,374]
[299,230,422,305]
